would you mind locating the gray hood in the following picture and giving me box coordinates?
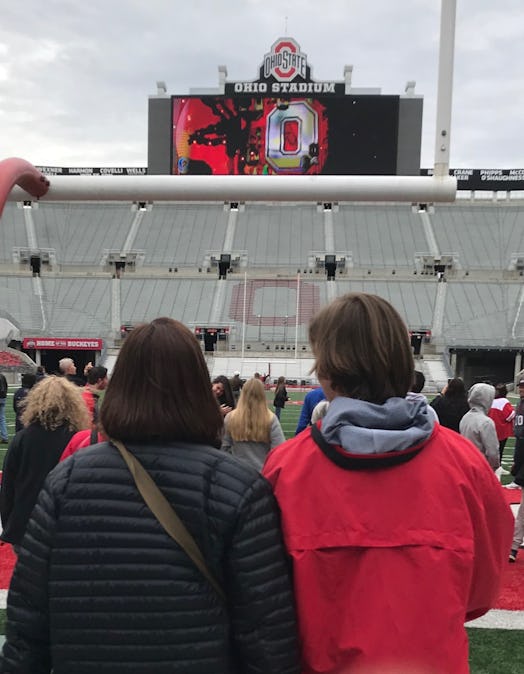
[320,395,434,456]
[467,383,495,415]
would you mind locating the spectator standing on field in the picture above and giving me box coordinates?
[212,375,236,417]
[0,317,299,673]
[273,376,289,420]
[509,380,524,560]
[81,366,108,424]
[406,370,439,425]
[430,377,469,432]
[13,373,37,432]
[295,387,326,435]
[263,292,513,674]
[506,379,524,490]
[0,376,90,549]
[0,372,9,443]
[488,383,515,467]
[229,371,243,403]
[459,383,500,470]
[222,378,285,470]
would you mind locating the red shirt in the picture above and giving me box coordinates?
[60,429,105,462]
[488,397,515,441]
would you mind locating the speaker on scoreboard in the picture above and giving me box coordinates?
[325,254,337,281]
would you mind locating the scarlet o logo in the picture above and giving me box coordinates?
[274,41,298,80]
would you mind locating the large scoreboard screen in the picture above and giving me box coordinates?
[171,95,401,176]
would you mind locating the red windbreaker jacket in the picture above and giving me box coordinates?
[263,422,513,674]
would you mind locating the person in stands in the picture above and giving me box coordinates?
[263,292,513,674]
[222,377,285,470]
[1,317,299,674]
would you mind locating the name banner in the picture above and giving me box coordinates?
[422,168,524,192]
[23,338,104,350]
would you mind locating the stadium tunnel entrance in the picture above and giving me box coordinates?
[451,348,524,388]
[21,338,104,378]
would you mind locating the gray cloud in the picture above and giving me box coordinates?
[0,0,521,168]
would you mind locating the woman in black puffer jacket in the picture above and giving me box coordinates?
[1,318,300,674]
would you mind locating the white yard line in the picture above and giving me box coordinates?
[467,609,524,630]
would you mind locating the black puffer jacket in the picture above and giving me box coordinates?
[1,441,300,674]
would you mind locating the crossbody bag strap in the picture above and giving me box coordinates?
[111,439,226,602]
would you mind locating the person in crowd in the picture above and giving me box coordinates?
[506,378,524,490]
[488,382,515,469]
[263,292,513,674]
[406,369,439,425]
[222,377,285,470]
[295,386,325,434]
[509,435,524,562]
[273,376,289,420]
[60,425,106,462]
[13,372,37,432]
[212,374,236,416]
[81,365,108,423]
[0,371,8,444]
[310,400,329,424]
[59,357,92,386]
[459,383,500,470]
[429,376,470,432]
[1,317,299,674]
[0,376,90,549]
[58,357,78,381]
[35,365,47,383]
[229,370,243,403]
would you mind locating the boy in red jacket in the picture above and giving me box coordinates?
[264,292,513,674]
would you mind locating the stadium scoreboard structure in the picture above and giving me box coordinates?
[148,37,423,178]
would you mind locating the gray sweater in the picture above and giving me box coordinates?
[221,414,285,471]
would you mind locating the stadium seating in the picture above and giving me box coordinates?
[1,195,524,360]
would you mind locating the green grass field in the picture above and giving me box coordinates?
[0,388,522,669]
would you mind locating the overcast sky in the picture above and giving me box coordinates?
[0,0,522,169]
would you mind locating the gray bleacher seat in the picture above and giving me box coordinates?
[431,204,524,270]
[133,204,229,267]
[34,203,133,265]
[233,204,321,266]
[0,203,32,263]
[333,205,426,269]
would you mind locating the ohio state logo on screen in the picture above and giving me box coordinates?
[263,38,307,82]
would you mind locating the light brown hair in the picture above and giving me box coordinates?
[20,375,91,432]
[100,317,223,445]
[309,292,414,404]
[227,378,273,443]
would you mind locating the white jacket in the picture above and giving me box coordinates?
[459,383,499,469]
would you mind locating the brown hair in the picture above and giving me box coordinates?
[309,292,414,404]
[20,375,91,432]
[227,378,273,443]
[100,317,223,445]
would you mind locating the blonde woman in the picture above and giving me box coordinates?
[0,376,90,548]
[222,378,285,470]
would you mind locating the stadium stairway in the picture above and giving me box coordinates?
[420,354,452,393]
